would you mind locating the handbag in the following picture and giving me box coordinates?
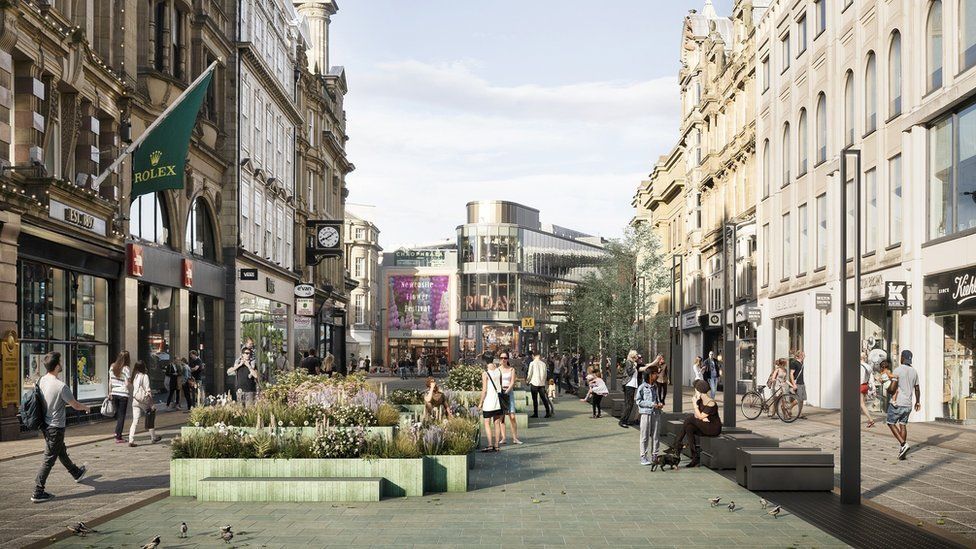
[585,392,593,403]
[144,407,156,429]
[100,396,116,418]
[498,391,511,411]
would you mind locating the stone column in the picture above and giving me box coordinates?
[295,1,337,74]
[0,211,21,441]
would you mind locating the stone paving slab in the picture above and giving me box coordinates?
[51,398,845,549]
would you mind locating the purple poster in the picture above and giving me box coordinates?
[388,275,450,332]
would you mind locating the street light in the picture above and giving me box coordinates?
[723,221,738,429]
[670,254,684,413]
[839,147,862,505]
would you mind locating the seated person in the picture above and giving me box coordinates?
[671,378,722,467]
[424,377,452,419]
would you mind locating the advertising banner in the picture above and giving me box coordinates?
[388,275,450,336]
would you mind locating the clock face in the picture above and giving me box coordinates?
[317,226,340,248]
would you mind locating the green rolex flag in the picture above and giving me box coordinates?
[130,69,214,199]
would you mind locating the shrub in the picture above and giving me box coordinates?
[375,403,401,427]
[310,427,368,458]
[189,399,324,428]
[366,432,422,459]
[327,405,377,427]
[445,364,483,391]
[386,389,424,405]
[171,426,316,459]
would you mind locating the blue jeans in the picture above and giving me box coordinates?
[708,377,719,399]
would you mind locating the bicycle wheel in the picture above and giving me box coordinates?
[777,393,800,423]
[740,392,763,420]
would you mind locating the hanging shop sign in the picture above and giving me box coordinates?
[306,219,343,265]
[1,330,19,407]
[239,268,258,281]
[127,243,144,277]
[521,317,535,329]
[746,307,762,323]
[885,281,908,310]
[815,293,832,311]
[923,265,976,315]
[681,311,700,330]
[293,316,313,330]
[295,284,315,298]
[182,259,193,288]
[296,298,315,316]
[49,199,106,236]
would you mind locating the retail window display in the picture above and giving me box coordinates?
[139,283,175,392]
[936,313,976,421]
[240,293,288,377]
[772,314,803,363]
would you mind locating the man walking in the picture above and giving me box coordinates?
[301,348,321,375]
[619,350,641,428]
[886,349,921,460]
[527,352,553,418]
[32,352,90,503]
[789,350,807,419]
[703,351,720,398]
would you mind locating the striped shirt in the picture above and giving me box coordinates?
[109,366,131,397]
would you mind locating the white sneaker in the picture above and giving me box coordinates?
[898,443,910,460]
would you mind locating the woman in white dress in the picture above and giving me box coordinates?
[479,359,504,452]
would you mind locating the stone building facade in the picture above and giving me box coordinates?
[343,210,381,366]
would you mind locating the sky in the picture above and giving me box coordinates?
[330,0,733,249]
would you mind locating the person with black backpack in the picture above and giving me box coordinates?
[31,352,90,503]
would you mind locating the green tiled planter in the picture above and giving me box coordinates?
[455,390,530,412]
[170,458,424,498]
[196,476,383,502]
[179,426,395,441]
[423,454,472,493]
[398,404,426,415]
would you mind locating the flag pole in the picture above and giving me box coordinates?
[91,61,218,190]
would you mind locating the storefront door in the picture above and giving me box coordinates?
[935,313,976,420]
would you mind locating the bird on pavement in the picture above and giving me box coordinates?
[709,496,721,507]
[768,505,782,518]
[220,526,234,543]
[728,501,736,512]
[760,498,769,510]
[180,521,188,538]
[140,535,161,549]
[67,522,96,536]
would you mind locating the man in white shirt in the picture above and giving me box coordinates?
[526,352,553,418]
[32,352,90,503]
[887,349,921,460]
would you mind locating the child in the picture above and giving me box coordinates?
[581,373,609,418]
[636,366,664,465]
[546,378,557,406]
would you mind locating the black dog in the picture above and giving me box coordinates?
[651,452,680,471]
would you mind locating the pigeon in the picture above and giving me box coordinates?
[760,498,769,510]
[67,522,96,536]
[709,496,721,507]
[180,521,188,538]
[728,501,736,512]
[140,535,161,549]
[220,526,234,543]
[768,505,782,518]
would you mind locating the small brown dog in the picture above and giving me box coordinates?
[650,452,680,471]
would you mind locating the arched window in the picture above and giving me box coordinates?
[889,31,902,117]
[844,71,855,146]
[782,122,791,186]
[798,108,808,176]
[865,51,877,133]
[762,139,771,198]
[961,0,976,71]
[185,197,217,260]
[129,193,170,246]
[816,93,827,163]
[928,1,944,92]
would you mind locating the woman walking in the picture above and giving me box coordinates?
[692,356,704,382]
[164,360,181,410]
[497,352,523,445]
[108,351,132,443]
[859,352,876,428]
[479,359,504,452]
[671,379,722,467]
[129,360,161,447]
[582,373,609,418]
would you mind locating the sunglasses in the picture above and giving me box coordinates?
[500,356,509,360]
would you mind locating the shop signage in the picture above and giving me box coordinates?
[521,317,535,329]
[1,330,19,407]
[182,259,193,288]
[272,314,288,329]
[306,219,343,265]
[747,307,762,323]
[49,199,106,236]
[923,265,976,315]
[394,249,446,267]
[295,284,315,298]
[815,293,832,311]
[885,281,908,310]
[266,277,275,294]
[296,298,314,316]
[127,243,144,277]
[293,316,313,329]
[239,268,258,281]
[465,295,510,312]
[681,311,700,330]
[271,302,287,315]
[388,275,451,332]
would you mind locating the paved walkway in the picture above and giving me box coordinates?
[51,397,846,548]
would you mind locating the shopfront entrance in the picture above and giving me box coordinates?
[240,293,289,379]
[924,265,976,422]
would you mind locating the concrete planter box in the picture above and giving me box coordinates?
[455,390,530,411]
[423,453,473,493]
[197,476,383,502]
[180,425,395,441]
[171,458,424,498]
[398,404,426,415]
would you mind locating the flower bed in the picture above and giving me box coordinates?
[180,425,396,441]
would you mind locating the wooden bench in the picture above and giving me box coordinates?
[736,448,834,491]
[196,477,384,502]
[700,432,780,470]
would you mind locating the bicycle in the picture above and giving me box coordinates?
[740,385,800,423]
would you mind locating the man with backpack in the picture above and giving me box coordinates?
[31,352,90,503]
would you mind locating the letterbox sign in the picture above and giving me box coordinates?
[49,199,106,236]
[885,281,908,311]
[923,265,976,315]
[239,268,258,281]
[295,283,315,298]
[815,293,832,311]
[182,258,193,288]
[127,243,144,277]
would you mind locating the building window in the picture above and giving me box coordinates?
[253,187,263,255]
[816,93,827,164]
[762,55,770,92]
[782,212,792,279]
[928,1,944,93]
[865,169,878,253]
[797,14,807,55]
[185,197,216,260]
[781,32,791,71]
[153,2,166,72]
[798,108,808,176]
[844,71,855,146]
[355,294,365,324]
[355,227,366,240]
[963,0,976,72]
[762,223,770,286]
[798,203,808,274]
[762,139,771,197]
[885,33,902,120]
[816,194,827,269]
[928,102,976,239]
[355,257,364,278]
[774,315,804,365]
[782,123,791,186]
[241,179,251,251]
[129,193,170,246]
[889,155,902,246]
[865,52,877,133]
[815,0,827,35]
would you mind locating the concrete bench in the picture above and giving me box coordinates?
[736,448,834,491]
[664,422,751,458]
[197,477,383,502]
[700,432,780,470]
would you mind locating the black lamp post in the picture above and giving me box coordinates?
[839,147,862,505]
[723,222,738,428]
[670,254,684,413]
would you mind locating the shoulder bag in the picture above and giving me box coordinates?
[100,396,116,418]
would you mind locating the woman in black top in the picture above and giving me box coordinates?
[672,379,722,467]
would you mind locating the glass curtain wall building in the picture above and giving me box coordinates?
[457,201,605,358]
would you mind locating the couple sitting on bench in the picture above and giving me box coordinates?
[670,379,723,467]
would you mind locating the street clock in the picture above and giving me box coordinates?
[306,219,343,265]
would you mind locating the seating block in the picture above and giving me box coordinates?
[700,433,780,470]
[196,477,383,502]
[737,448,834,491]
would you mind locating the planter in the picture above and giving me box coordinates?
[456,390,530,412]
[171,458,424,498]
[423,453,472,493]
[179,425,395,441]
[398,404,426,415]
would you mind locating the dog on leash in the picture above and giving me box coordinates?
[650,451,680,471]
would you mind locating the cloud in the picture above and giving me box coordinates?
[343,60,680,248]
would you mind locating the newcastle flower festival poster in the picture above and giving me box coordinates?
[388,275,450,333]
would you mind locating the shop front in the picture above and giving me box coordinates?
[924,265,976,422]
[236,266,295,381]
[385,273,454,366]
